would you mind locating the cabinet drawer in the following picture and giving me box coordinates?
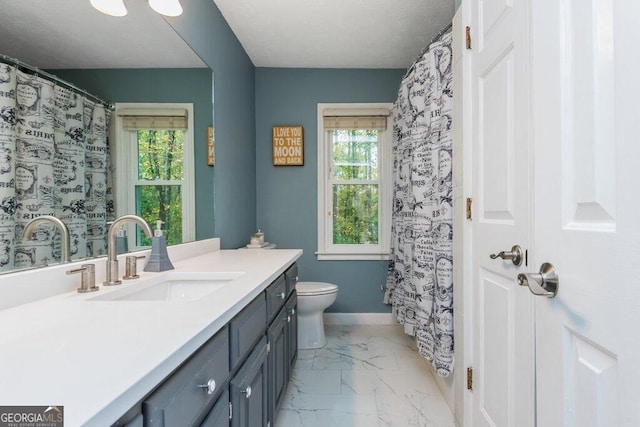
[265,274,286,323]
[284,263,298,296]
[143,327,229,426]
[200,389,230,427]
[230,293,267,370]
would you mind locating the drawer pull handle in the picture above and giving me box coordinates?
[197,378,216,395]
[278,292,286,300]
[290,308,295,316]
[287,315,291,323]
[241,386,252,398]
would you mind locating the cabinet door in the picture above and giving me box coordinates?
[143,327,229,426]
[230,294,266,371]
[200,390,230,427]
[230,336,268,427]
[285,291,298,376]
[267,307,288,424]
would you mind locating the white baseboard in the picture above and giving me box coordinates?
[323,313,395,325]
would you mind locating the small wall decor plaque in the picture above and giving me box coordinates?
[207,126,215,166]
[272,125,303,166]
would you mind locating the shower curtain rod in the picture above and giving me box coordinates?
[0,54,114,110]
[402,21,453,81]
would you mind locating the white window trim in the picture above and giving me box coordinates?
[316,102,393,261]
[114,102,196,249]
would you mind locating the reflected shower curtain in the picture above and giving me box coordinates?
[0,64,113,272]
[384,32,454,376]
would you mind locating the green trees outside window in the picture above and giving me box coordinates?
[330,130,379,245]
[135,129,185,246]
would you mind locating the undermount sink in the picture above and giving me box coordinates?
[89,272,244,302]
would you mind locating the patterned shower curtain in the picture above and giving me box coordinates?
[384,32,454,376]
[0,63,113,272]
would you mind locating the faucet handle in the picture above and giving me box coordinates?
[67,264,98,293]
[124,255,146,280]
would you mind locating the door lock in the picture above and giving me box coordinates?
[517,263,559,297]
[489,245,523,266]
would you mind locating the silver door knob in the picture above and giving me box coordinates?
[489,245,523,266]
[517,262,558,297]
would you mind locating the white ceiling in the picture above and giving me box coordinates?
[0,0,206,69]
[0,0,454,70]
[213,0,455,68]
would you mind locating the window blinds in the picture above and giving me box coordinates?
[117,108,188,130]
[323,116,387,130]
[322,107,389,130]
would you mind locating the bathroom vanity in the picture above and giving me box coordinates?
[0,239,301,426]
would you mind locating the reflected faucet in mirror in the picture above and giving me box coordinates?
[105,215,153,286]
[23,216,72,264]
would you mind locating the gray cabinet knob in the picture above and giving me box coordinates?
[197,378,216,395]
[278,292,286,300]
[241,385,252,398]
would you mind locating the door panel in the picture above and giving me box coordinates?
[479,47,515,221]
[471,0,534,425]
[532,0,640,425]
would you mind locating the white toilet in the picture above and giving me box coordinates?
[296,282,338,349]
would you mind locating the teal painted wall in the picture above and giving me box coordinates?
[165,0,256,249]
[53,68,215,241]
[255,68,404,313]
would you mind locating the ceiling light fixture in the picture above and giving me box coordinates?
[148,0,183,17]
[90,0,128,17]
[90,0,183,17]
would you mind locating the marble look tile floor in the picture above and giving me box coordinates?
[275,324,456,427]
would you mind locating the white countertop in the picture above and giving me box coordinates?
[0,240,302,426]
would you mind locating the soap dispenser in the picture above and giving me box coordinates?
[143,220,175,272]
[116,226,128,255]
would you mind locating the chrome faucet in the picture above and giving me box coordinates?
[104,214,153,286]
[23,215,71,263]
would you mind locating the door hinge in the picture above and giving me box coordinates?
[467,366,473,390]
[267,341,271,354]
[229,402,233,420]
[466,26,472,49]
[466,197,473,220]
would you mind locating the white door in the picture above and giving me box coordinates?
[530,1,640,426]
[470,0,534,425]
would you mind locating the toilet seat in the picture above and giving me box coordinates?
[296,281,338,296]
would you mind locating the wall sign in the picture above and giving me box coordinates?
[207,126,215,166]
[272,125,303,166]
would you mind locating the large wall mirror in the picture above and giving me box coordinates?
[0,0,214,274]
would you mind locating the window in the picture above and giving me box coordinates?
[317,103,392,260]
[114,103,195,249]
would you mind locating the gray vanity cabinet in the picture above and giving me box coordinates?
[117,263,299,427]
[267,306,289,425]
[229,336,269,427]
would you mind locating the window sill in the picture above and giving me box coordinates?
[316,252,390,261]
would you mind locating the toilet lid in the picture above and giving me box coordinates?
[296,281,338,296]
